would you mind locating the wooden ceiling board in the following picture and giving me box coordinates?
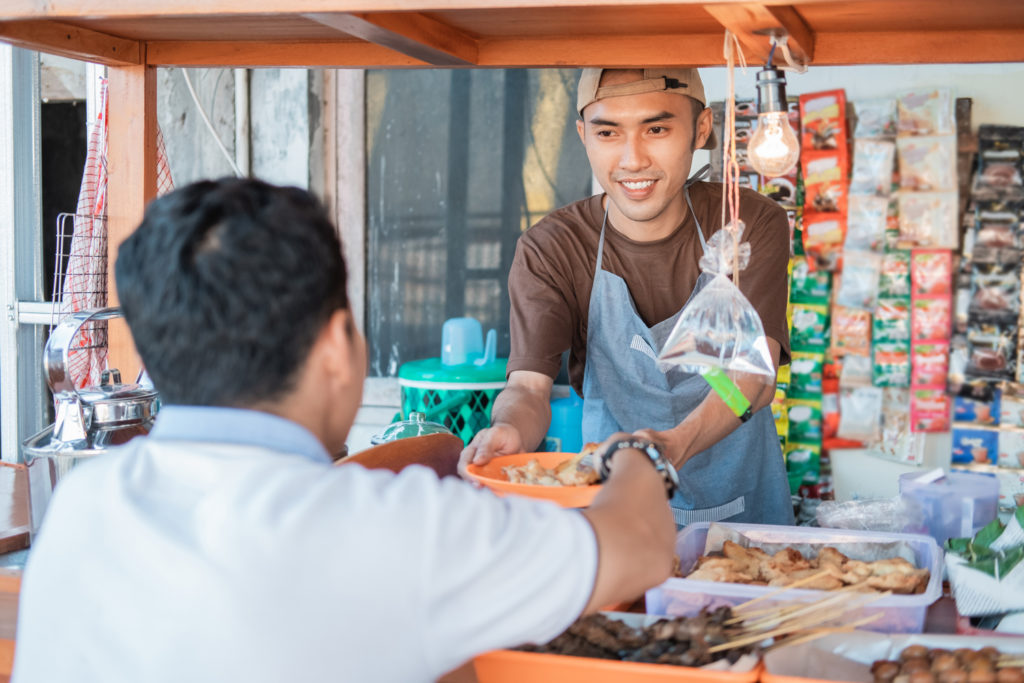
[57,15,351,41]
[797,0,1024,32]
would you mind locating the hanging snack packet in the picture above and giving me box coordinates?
[839,353,873,388]
[973,125,1024,198]
[966,321,1017,381]
[951,427,999,465]
[911,388,951,433]
[790,303,830,353]
[999,389,1024,428]
[803,152,847,214]
[884,195,901,251]
[821,383,839,440]
[956,391,1000,426]
[898,191,959,249]
[850,140,896,197]
[912,341,950,386]
[838,386,883,442]
[897,135,957,192]
[911,297,952,341]
[835,250,882,310]
[787,398,823,443]
[879,250,912,298]
[973,200,1021,249]
[873,298,911,344]
[873,344,911,387]
[968,261,1021,321]
[800,90,847,152]
[845,194,888,251]
[801,214,846,272]
[853,98,898,139]
[790,255,831,304]
[790,351,824,396]
[831,305,872,358]
[785,442,821,495]
[897,89,954,136]
[996,429,1024,468]
[911,249,953,297]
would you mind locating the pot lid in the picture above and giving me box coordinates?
[371,412,453,444]
[78,369,159,426]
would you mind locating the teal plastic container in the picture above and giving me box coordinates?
[397,358,507,446]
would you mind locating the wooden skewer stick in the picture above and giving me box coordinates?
[763,613,885,652]
[738,589,880,631]
[997,659,1024,668]
[731,570,833,613]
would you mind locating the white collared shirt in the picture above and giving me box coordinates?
[13,407,598,683]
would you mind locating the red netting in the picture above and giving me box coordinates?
[57,78,175,390]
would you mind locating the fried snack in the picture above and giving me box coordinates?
[871,646,1024,683]
[502,443,600,487]
[684,541,930,594]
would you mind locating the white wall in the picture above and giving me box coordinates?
[694,62,1024,169]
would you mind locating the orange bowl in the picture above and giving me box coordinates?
[465,452,602,508]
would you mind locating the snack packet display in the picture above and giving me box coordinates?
[873,344,911,387]
[785,442,821,495]
[897,89,954,136]
[897,135,957,192]
[850,140,896,197]
[973,201,1021,249]
[804,152,848,214]
[911,388,951,433]
[800,90,847,152]
[911,297,952,341]
[837,386,883,442]
[911,249,954,297]
[952,427,999,464]
[955,392,1000,426]
[1000,390,1024,428]
[790,351,824,396]
[879,250,912,298]
[852,98,898,139]
[873,299,911,344]
[789,255,832,304]
[831,305,872,358]
[787,398,823,443]
[790,303,831,352]
[835,251,882,310]
[972,125,1024,199]
[898,191,959,249]
[845,194,889,251]
[839,353,873,388]
[912,342,950,387]
[966,322,1017,381]
[997,429,1024,468]
[968,261,1021,321]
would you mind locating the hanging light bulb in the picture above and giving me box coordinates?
[747,66,800,178]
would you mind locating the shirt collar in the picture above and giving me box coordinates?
[149,405,331,465]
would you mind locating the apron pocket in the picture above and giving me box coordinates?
[629,334,659,362]
[671,495,745,527]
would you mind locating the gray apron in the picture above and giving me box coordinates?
[580,173,794,528]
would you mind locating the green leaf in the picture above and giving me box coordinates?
[974,518,1005,549]
[1001,546,1024,577]
[1016,505,1024,529]
[947,537,971,555]
[969,554,999,577]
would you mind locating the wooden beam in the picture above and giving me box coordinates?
[476,33,726,67]
[146,40,428,67]
[813,29,1024,65]
[106,64,157,383]
[304,12,477,66]
[703,3,814,64]
[0,20,140,66]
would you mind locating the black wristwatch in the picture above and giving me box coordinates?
[598,438,680,499]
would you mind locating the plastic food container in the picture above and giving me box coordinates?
[898,469,999,544]
[645,523,942,634]
[473,612,761,683]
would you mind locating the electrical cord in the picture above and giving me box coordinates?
[180,68,245,177]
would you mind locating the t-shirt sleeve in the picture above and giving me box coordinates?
[738,193,792,366]
[507,230,576,379]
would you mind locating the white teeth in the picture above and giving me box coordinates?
[622,180,654,190]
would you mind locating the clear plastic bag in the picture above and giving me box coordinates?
[659,220,775,379]
[816,496,926,534]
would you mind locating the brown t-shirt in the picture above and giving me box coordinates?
[508,182,792,394]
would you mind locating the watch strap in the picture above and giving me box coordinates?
[598,438,680,499]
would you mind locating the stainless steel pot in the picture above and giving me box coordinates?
[22,307,159,524]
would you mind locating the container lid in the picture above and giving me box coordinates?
[79,369,159,427]
[398,357,507,384]
[370,412,454,444]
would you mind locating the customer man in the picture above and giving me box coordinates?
[462,68,794,527]
[13,179,677,683]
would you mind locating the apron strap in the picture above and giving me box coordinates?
[684,163,711,254]
[595,205,610,273]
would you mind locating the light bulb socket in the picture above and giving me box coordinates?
[755,67,788,115]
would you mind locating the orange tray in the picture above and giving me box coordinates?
[465,452,602,508]
[473,650,761,683]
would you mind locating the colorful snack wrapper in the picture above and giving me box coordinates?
[873,343,911,387]
[898,191,959,249]
[845,194,889,251]
[800,90,847,152]
[952,427,999,464]
[897,88,954,137]
[789,255,832,304]
[997,429,1024,468]
[968,261,1021,322]
[785,442,821,494]
[911,341,950,386]
[830,305,872,358]
[879,250,912,298]
[803,151,848,214]
[972,125,1024,199]
[911,296,952,341]
[852,98,898,139]
[790,351,824,396]
[955,392,1000,426]
[835,250,882,310]
[911,249,953,297]
[999,391,1024,428]
[873,298,911,344]
[790,303,830,353]
[897,135,957,192]
[849,140,896,197]
[973,201,1021,249]
[786,398,823,444]
[910,387,951,433]
[966,322,1017,381]
[837,386,883,442]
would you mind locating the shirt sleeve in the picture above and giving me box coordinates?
[506,230,576,380]
[737,191,792,366]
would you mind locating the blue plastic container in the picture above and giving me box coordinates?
[542,392,584,453]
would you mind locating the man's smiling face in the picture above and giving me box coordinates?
[577,70,709,241]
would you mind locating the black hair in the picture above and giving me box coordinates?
[115,177,349,407]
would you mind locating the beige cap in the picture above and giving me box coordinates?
[577,68,716,150]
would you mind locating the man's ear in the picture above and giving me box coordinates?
[320,309,356,388]
[695,106,713,149]
[576,118,586,144]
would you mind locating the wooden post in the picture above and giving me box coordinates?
[106,64,157,382]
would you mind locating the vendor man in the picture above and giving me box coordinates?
[462,68,794,527]
[14,178,678,683]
